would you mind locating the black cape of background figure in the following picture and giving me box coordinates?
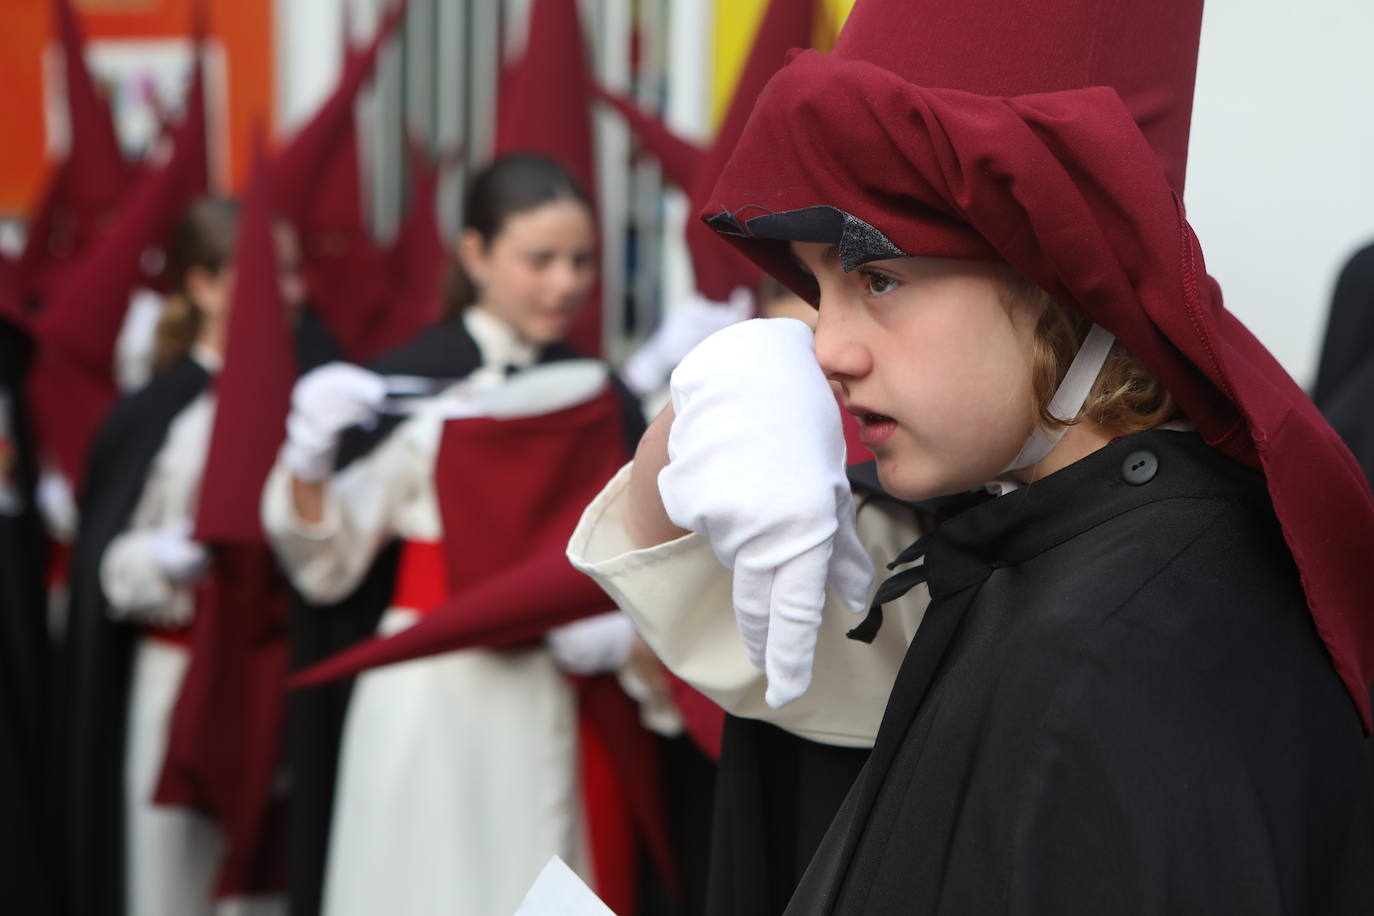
[63,308,338,916]
[1312,239,1374,788]
[1314,240,1374,492]
[0,313,57,914]
[286,310,649,916]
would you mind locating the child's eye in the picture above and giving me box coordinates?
[860,269,900,297]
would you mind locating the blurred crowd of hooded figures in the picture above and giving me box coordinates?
[1,1,834,913]
[2,0,1374,914]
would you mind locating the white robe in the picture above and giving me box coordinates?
[262,310,592,916]
[567,462,932,749]
[100,373,285,916]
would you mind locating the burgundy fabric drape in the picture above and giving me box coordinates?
[290,387,629,685]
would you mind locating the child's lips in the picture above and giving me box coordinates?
[848,406,898,447]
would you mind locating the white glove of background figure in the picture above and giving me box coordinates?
[282,362,388,483]
[153,518,211,585]
[546,611,637,675]
[658,318,873,709]
[622,287,754,396]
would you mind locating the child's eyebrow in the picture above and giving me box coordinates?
[787,244,839,277]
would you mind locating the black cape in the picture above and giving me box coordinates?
[285,313,649,916]
[704,465,970,916]
[1314,241,1374,490]
[63,308,340,916]
[0,316,57,913]
[785,429,1374,914]
[63,356,212,916]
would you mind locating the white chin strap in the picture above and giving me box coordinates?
[1001,323,1116,474]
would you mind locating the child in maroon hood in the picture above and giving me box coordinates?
[570,0,1374,912]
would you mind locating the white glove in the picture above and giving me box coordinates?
[153,518,211,585]
[546,611,637,675]
[281,362,388,483]
[659,318,873,709]
[37,467,78,542]
[623,287,754,396]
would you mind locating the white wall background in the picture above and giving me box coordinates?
[1187,0,1374,389]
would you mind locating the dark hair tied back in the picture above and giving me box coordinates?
[444,154,591,314]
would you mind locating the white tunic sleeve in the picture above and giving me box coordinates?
[262,415,436,604]
[100,395,213,628]
[567,462,930,749]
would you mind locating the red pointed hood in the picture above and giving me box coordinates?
[598,0,817,300]
[370,140,453,355]
[29,38,210,483]
[16,0,133,300]
[703,0,1374,727]
[194,139,293,545]
[495,0,601,355]
[53,0,129,239]
[274,0,407,222]
[273,2,406,360]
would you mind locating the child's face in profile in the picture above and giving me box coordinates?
[792,241,1040,500]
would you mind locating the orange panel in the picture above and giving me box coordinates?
[0,2,56,217]
[0,0,273,218]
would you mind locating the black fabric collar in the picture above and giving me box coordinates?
[850,429,1268,642]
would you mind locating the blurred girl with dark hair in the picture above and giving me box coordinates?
[263,154,651,916]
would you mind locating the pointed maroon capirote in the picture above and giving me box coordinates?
[274,0,407,216]
[155,137,292,898]
[495,0,602,355]
[16,0,133,301]
[703,0,1374,727]
[28,32,210,485]
[592,87,704,193]
[52,0,129,237]
[273,0,406,359]
[597,0,817,301]
[369,139,452,355]
[194,145,293,545]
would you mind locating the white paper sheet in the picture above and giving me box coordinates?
[513,856,616,916]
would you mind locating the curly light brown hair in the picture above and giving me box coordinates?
[1001,274,1178,436]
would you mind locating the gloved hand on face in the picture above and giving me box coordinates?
[659,318,874,708]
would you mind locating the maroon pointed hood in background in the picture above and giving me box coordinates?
[194,149,294,544]
[495,0,602,356]
[28,29,210,484]
[598,0,817,301]
[274,0,407,222]
[157,140,293,898]
[273,1,406,362]
[17,0,134,301]
[370,139,452,355]
[704,0,1374,727]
